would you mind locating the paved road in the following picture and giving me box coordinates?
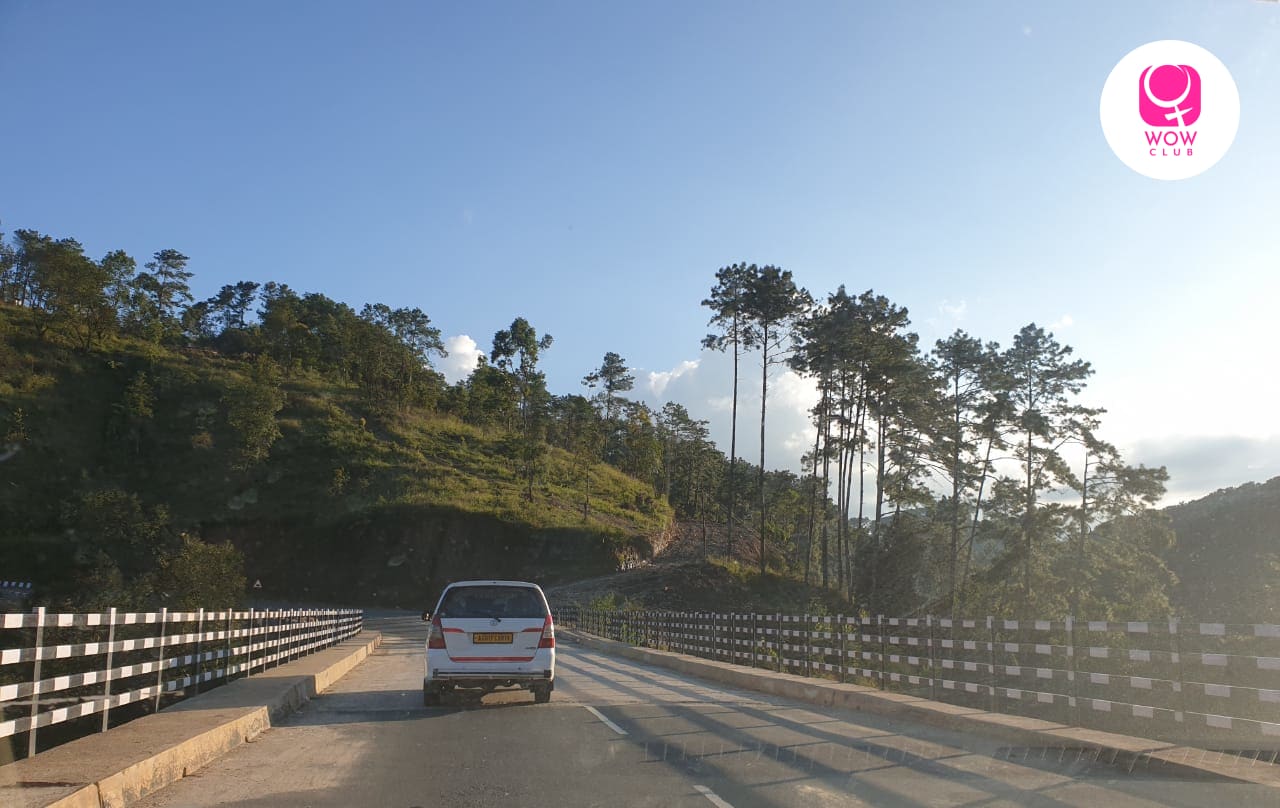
[137,616,1273,807]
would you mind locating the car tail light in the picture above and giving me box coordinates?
[538,614,555,649]
[428,616,446,649]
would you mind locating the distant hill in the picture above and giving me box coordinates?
[0,304,671,608]
[1163,476,1280,622]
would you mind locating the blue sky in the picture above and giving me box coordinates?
[2,1,1277,503]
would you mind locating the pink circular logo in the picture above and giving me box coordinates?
[1100,41,1239,181]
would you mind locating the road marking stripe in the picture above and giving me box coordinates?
[584,705,627,735]
[695,785,734,808]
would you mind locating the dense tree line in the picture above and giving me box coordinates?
[700,263,1173,618]
[0,224,1194,617]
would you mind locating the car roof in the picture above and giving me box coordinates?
[444,580,543,589]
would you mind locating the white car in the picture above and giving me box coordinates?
[423,580,556,705]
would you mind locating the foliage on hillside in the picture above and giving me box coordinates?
[552,557,857,615]
[0,303,669,608]
[1164,476,1280,622]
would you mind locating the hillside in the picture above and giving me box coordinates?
[547,521,857,614]
[1163,476,1280,622]
[0,304,671,608]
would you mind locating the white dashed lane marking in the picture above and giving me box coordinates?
[584,704,628,735]
[694,784,735,807]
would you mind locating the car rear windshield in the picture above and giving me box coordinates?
[438,586,547,619]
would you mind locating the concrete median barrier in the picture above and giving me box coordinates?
[0,631,381,808]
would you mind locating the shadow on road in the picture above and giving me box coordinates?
[285,687,560,727]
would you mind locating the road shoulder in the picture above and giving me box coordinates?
[561,628,1280,790]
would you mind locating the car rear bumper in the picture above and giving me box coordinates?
[425,647,554,681]
[427,670,553,688]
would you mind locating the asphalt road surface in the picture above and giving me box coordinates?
[136,615,1274,808]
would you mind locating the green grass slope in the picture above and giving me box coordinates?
[0,305,671,607]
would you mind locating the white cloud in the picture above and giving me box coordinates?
[771,369,819,415]
[1022,24,1033,37]
[939,299,968,320]
[440,334,484,383]
[782,428,813,455]
[647,359,700,397]
[706,395,734,413]
[1124,434,1280,506]
[1050,313,1074,330]
[636,347,820,473]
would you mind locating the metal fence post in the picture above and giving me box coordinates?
[726,613,733,662]
[154,607,169,712]
[193,608,205,695]
[986,615,997,712]
[750,613,758,668]
[28,606,46,757]
[878,615,887,690]
[1066,616,1079,726]
[101,607,117,732]
[927,615,937,701]
[739,613,745,664]
[804,612,811,678]
[776,613,783,673]
[837,615,846,683]
[224,610,234,682]
[246,607,255,677]
[1170,617,1189,741]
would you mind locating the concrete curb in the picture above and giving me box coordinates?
[562,628,1280,789]
[0,631,381,808]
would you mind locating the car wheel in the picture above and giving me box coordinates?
[423,682,442,707]
[533,685,551,704]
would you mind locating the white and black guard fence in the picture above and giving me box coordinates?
[555,606,1280,748]
[0,607,362,759]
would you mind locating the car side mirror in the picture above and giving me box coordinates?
[421,611,432,622]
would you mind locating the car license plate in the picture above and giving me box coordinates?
[472,632,513,644]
